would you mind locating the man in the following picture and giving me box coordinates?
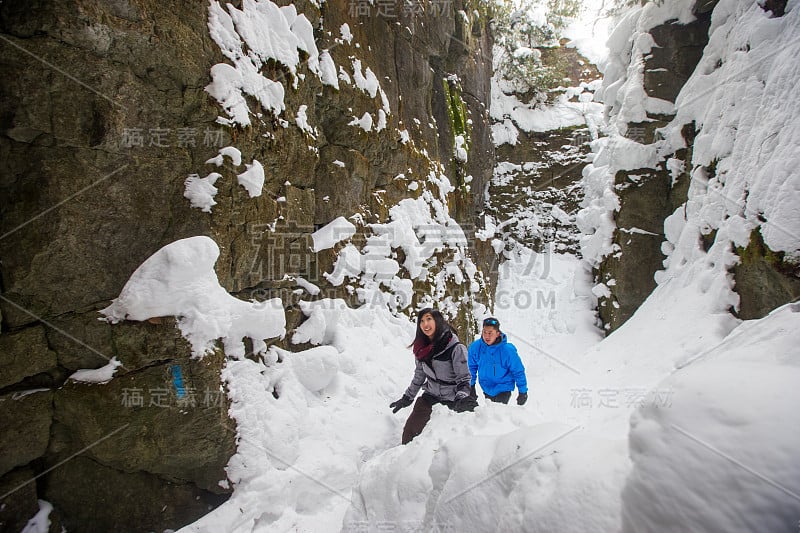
[468,317,528,405]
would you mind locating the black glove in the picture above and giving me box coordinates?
[454,396,478,413]
[517,392,528,406]
[389,395,413,413]
[469,385,477,398]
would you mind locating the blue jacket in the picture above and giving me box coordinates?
[468,333,527,397]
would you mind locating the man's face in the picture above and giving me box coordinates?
[482,326,501,345]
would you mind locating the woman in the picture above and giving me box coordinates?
[468,317,528,405]
[389,308,477,444]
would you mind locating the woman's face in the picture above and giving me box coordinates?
[419,313,436,340]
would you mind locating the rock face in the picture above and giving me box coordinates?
[596,6,713,331]
[492,125,594,255]
[0,0,493,529]
[597,0,800,331]
[733,230,800,320]
[490,45,601,262]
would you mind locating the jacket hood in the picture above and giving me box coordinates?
[434,331,461,356]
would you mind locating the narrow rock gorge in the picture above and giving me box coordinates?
[0,0,493,529]
[2,0,798,531]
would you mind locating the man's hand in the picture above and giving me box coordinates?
[517,392,528,406]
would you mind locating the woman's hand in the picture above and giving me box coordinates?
[389,395,413,413]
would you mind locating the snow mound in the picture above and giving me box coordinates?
[101,236,285,358]
[290,345,340,392]
[179,304,416,532]
[344,417,629,532]
[622,302,800,533]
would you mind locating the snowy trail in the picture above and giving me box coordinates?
[176,237,800,532]
[178,245,603,532]
[491,248,602,415]
[340,249,638,532]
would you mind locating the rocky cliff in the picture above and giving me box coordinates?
[0,0,493,530]
[591,1,715,331]
[589,0,800,332]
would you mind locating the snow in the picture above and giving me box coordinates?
[591,282,611,299]
[294,276,321,296]
[323,243,363,287]
[295,104,315,136]
[340,23,353,44]
[597,0,697,130]
[181,305,416,533]
[575,138,620,268]
[622,303,800,532]
[311,216,357,252]
[21,500,52,533]
[101,236,285,358]
[343,251,618,532]
[184,172,221,213]
[454,134,468,162]
[493,85,604,134]
[237,159,265,197]
[351,59,379,98]
[319,50,340,89]
[205,146,242,167]
[206,0,335,126]
[69,357,122,384]
[661,0,800,259]
[375,109,387,132]
[177,0,800,531]
[311,173,480,315]
[491,73,604,135]
[349,58,391,116]
[10,389,49,400]
[348,112,373,132]
[338,65,352,85]
[206,60,285,127]
[491,118,519,146]
[289,345,340,392]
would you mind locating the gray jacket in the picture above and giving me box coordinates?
[404,333,471,402]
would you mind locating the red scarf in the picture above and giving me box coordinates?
[413,338,434,361]
[413,331,452,361]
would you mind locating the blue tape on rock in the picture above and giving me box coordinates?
[171,364,186,399]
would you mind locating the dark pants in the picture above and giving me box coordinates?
[401,393,456,444]
[485,391,512,404]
